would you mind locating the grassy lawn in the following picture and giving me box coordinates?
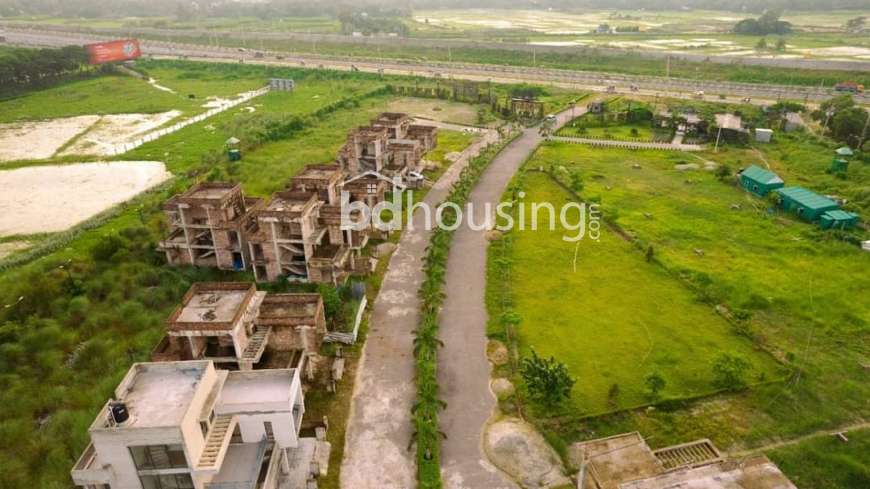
[557,121,656,140]
[501,142,868,452]
[766,429,870,489]
[0,75,193,122]
[496,172,782,416]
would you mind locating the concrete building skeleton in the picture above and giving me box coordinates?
[151,283,327,371]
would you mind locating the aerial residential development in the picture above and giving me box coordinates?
[0,2,867,489]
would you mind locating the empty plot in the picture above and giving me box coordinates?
[0,116,99,162]
[505,173,781,414]
[0,161,171,236]
[60,111,182,157]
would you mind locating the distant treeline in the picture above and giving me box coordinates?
[0,46,90,91]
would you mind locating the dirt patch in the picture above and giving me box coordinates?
[386,97,479,126]
[0,161,171,236]
[0,241,30,259]
[0,116,99,162]
[60,111,182,157]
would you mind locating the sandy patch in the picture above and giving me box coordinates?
[0,241,30,259]
[0,116,99,162]
[797,46,870,57]
[60,111,181,157]
[0,161,171,236]
[148,78,176,93]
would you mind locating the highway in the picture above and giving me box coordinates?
[3,27,868,106]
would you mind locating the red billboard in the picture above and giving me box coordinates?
[85,39,142,65]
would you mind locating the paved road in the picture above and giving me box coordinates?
[438,108,577,489]
[340,126,499,489]
[4,28,868,105]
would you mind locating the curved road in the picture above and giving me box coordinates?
[438,108,577,488]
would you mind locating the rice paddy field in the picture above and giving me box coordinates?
[488,138,870,453]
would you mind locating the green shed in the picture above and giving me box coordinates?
[819,210,859,230]
[775,187,840,221]
[739,165,784,197]
[829,158,849,173]
[226,136,242,161]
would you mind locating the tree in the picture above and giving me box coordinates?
[715,163,732,181]
[645,372,666,400]
[734,10,792,35]
[645,245,654,263]
[712,352,752,390]
[755,38,768,50]
[775,38,787,51]
[831,107,869,150]
[521,349,575,405]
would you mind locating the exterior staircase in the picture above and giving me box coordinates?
[241,327,271,364]
[196,414,237,473]
[653,439,721,471]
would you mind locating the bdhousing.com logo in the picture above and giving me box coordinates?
[340,174,601,242]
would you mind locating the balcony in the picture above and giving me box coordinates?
[205,438,275,489]
[70,442,112,486]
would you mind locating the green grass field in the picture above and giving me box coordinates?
[497,141,868,452]
[767,429,870,489]
[499,172,782,415]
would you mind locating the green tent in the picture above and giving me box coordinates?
[819,210,859,230]
[739,165,784,197]
[775,187,840,221]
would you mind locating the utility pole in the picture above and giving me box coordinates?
[532,48,536,67]
[666,55,671,78]
[714,126,723,153]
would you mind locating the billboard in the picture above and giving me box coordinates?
[85,39,141,65]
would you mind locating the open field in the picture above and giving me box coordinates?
[495,140,868,454]
[0,75,190,122]
[496,171,783,415]
[411,9,870,61]
[386,97,484,126]
[0,161,171,236]
[766,429,870,489]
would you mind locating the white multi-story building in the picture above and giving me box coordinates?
[71,361,305,489]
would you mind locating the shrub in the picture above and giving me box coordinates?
[521,349,576,406]
[712,352,752,390]
[645,372,666,400]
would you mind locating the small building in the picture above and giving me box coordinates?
[819,209,859,230]
[226,136,241,161]
[775,187,840,221]
[739,165,784,197]
[588,101,606,114]
[830,158,849,173]
[754,128,773,143]
[571,432,797,489]
[783,112,803,132]
[70,360,308,489]
[269,78,295,91]
[510,97,544,119]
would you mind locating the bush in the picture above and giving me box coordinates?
[712,352,752,391]
[521,349,576,406]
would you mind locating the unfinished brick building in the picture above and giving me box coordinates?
[338,112,439,179]
[159,113,437,284]
[159,182,262,271]
[245,191,353,284]
[152,282,327,370]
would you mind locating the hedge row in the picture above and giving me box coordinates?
[413,134,517,488]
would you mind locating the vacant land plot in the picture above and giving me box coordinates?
[557,121,657,141]
[508,142,869,450]
[386,97,484,126]
[500,172,781,415]
[0,161,171,236]
[0,75,190,123]
[60,111,183,157]
[766,429,870,489]
[0,116,99,162]
[0,241,30,260]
